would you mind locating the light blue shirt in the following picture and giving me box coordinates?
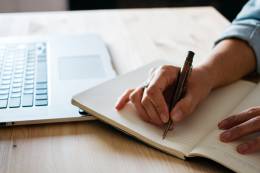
[216,0,260,73]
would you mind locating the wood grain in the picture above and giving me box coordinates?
[0,7,233,173]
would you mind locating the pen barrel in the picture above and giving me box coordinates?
[162,51,195,139]
[169,51,194,109]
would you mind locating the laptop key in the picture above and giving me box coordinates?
[2,75,12,80]
[36,94,47,100]
[13,78,23,83]
[24,84,34,90]
[3,71,12,76]
[23,88,34,94]
[24,80,34,85]
[14,73,23,78]
[12,82,22,88]
[0,99,8,109]
[0,94,8,100]
[14,69,23,74]
[9,97,21,108]
[11,92,21,98]
[35,99,48,106]
[0,85,10,90]
[25,75,34,80]
[22,94,33,107]
[36,62,47,83]
[1,80,11,85]
[25,71,34,76]
[36,89,47,95]
[26,66,35,71]
[36,82,47,89]
[0,89,9,95]
[12,87,22,93]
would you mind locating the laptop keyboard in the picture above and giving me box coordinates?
[0,42,48,109]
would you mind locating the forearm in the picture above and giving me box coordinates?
[200,39,256,89]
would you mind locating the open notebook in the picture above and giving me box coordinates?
[72,60,260,173]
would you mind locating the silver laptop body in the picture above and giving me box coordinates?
[0,34,116,126]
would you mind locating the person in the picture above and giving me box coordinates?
[115,0,260,155]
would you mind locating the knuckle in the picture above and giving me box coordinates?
[146,86,157,97]
[129,92,137,102]
[251,116,260,127]
[231,126,243,135]
[153,104,162,114]
[178,102,191,116]
[228,115,238,123]
[247,107,260,115]
[141,97,149,106]
[161,65,173,71]
[125,88,133,95]
[127,88,132,92]
[159,65,178,74]
[255,116,260,123]
[182,98,193,114]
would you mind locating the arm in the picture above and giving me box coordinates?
[213,0,260,154]
[115,0,260,154]
[201,39,256,89]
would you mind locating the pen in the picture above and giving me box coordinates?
[162,51,194,139]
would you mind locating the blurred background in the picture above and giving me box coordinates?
[0,0,248,21]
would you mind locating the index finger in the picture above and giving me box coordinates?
[146,66,180,122]
[115,89,134,110]
[149,65,179,91]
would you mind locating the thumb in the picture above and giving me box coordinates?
[170,92,197,122]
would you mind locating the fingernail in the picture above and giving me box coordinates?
[220,131,231,141]
[238,144,249,154]
[115,102,121,110]
[171,109,183,122]
[161,114,168,123]
[169,124,174,130]
[218,120,226,128]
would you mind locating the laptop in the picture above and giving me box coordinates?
[0,34,116,126]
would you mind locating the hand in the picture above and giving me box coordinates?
[218,107,260,154]
[115,65,214,126]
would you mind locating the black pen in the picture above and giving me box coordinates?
[162,51,194,139]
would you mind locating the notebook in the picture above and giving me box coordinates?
[72,60,260,173]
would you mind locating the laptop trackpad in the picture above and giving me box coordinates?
[58,55,106,80]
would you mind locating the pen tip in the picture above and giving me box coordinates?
[162,131,167,140]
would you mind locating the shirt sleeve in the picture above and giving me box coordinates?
[215,0,260,74]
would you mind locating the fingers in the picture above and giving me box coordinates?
[149,65,179,92]
[170,92,197,122]
[141,92,163,126]
[115,86,164,125]
[218,107,260,154]
[129,88,150,122]
[218,106,260,130]
[144,65,179,123]
[145,85,169,123]
[237,137,260,154]
[220,116,260,142]
[115,89,134,110]
[116,65,181,126]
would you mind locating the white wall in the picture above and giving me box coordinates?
[0,0,67,12]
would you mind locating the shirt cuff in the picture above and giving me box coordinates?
[215,23,260,74]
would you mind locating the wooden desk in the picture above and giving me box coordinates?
[0,7,232,173]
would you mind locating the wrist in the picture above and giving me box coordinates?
[193,64,216,92]
[198,39,256,90]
